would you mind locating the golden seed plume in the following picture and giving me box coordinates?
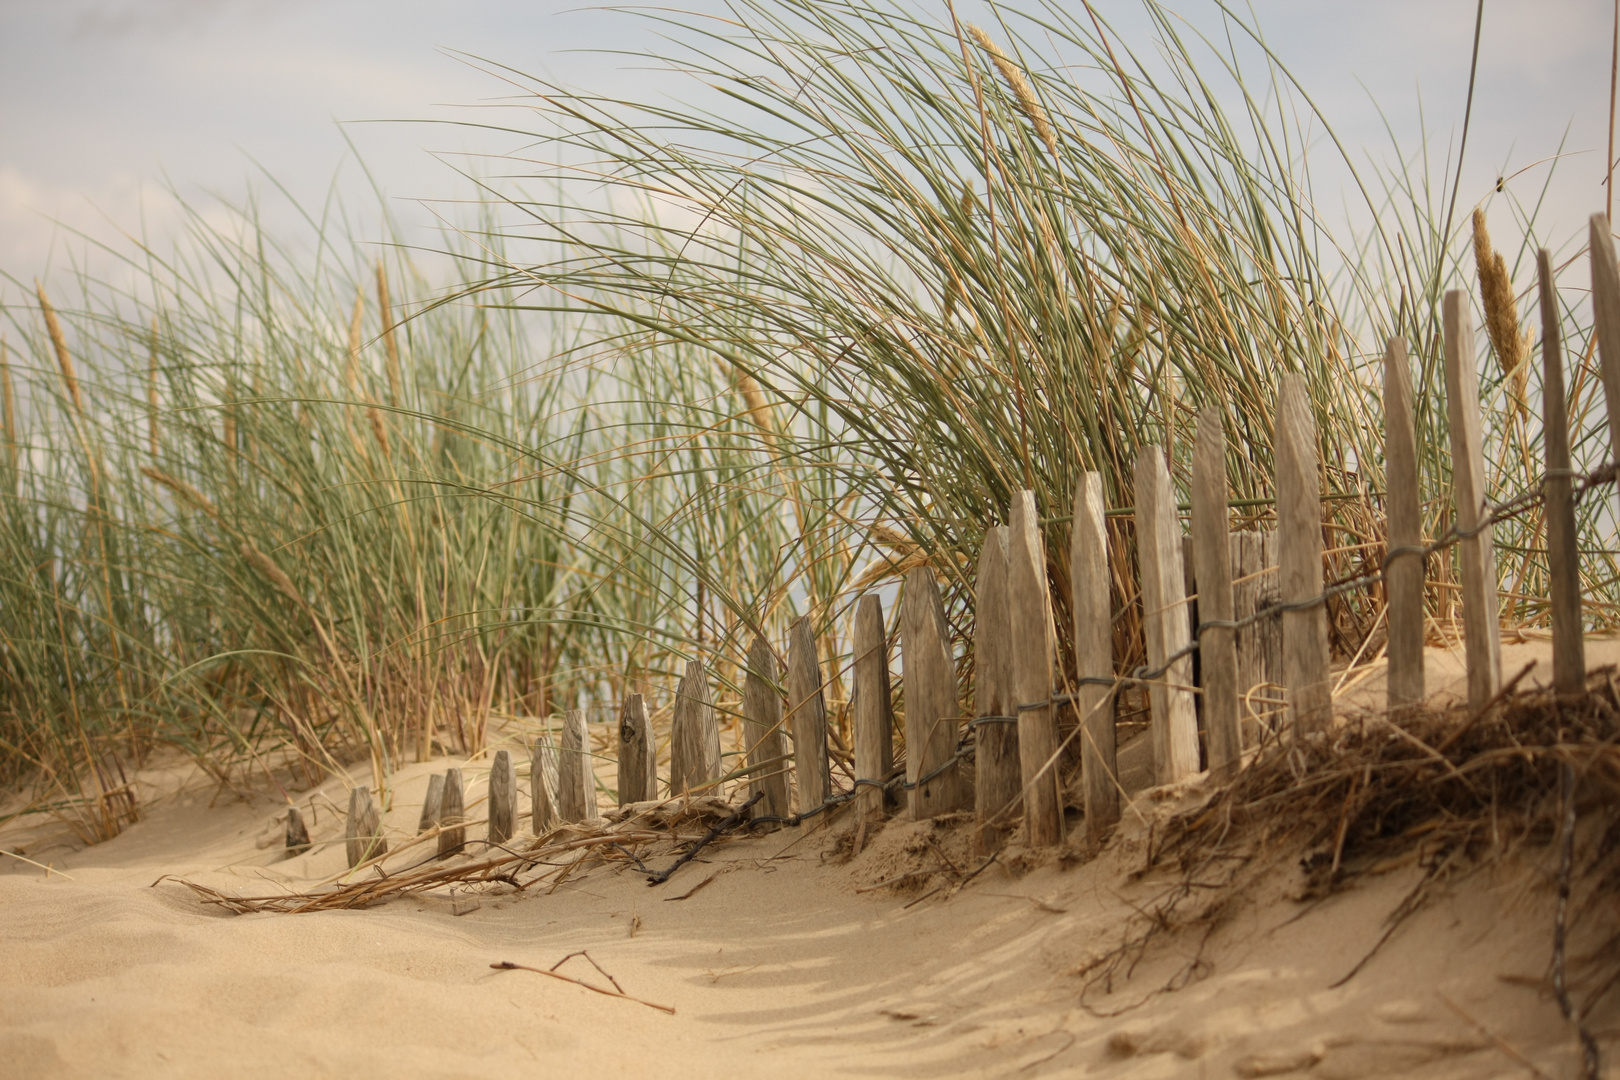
[376,262,403,405]
[35,281,83,413]
[967,24,1058,159]
[1471,208,1528,416]
[239,541,304,606]
[368,406,391,458]
[147,318,161,458]
[141,466,219,519]
[1,336,15,473]
[347,287,364,392]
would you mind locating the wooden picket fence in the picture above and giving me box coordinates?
[341,215,1620,867]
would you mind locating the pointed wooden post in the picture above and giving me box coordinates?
[1230,530,1270,738]
[437,768,465,857]
[1276,375,1333,731]
[973,526,1018,853]
[417,773,446,834]
[345,785,386,868]
[617,692,656,805]
[1071,473,1118,838]
[742,633,790,822]
[1007,492,1062,845]
[531,734,559,835]
[1442,291,1503,706]
[1134,448,1201,781]
[488,749,516,845]
[901,565,966,819]
[558,709,597,822]
[852,594,895,818]
[285,806,311,856]
[1540,249,1586,695]
[1587,214,1620,465]
[786,617,831,815]
[1192,409,1241,781]
[671,660,722,795]
[1384,337,1426,712]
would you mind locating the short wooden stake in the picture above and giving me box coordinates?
[1276,375,1333,731]
[417,773,445,834]
[1229,530,1271,738]
[558,710,596,823]
[786,617,831,816]
[437,768,465,858]
[1539,249,1586,695]
[1442,291,1503,706]
[488,749,516,845]
[973,526,1019,854]
[1071,473,1118,838]
[902,565,966,819]
[617,693,656,805]
[285,806,311,856]
[852,594,894,818]
[345,784,386,868]
[1587,214,1620,463]
[1134,448,1201,781]
[531,735,559,835]
[742,633,791,822]
[671,660,722,795]
[1192,408,1241,781]
[1383,336,1426,712]
[1008,491,1062,845]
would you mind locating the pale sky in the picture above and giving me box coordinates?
[1,0,1614,290]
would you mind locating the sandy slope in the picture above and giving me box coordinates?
[1,639,1614,1079]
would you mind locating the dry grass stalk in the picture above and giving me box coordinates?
[35,280,83,413]
[147,318,160,458]
[967,24,1058,158]
[141,467,219,519]
[376,262,403,405]
[240,541,305,606]
[1472,208,1530,415]
[346,287,364,387]
[1,336,16,474]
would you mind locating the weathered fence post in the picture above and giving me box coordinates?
[1192,408,1242,781]
[1008,491,1062,845]
[488,749,516,845]
[1230,530,1278,737]
[671,660,722,796]
[1071,473,1118,838]
[1384,336,1426,712]
[902,565,966,819]
[617,693,656,805]
[1134,448,1201,781]
[973,526,1018,853]
[787,617,831,817]
[558,709,596,823]
[1276,375,1333,731]
[1588,214,1620,462]
[285,806,311,856]
[531,734,558,835]
[417,773,445,834]
[1442,291,1503,706]
[437,768,465,857]
[1539,249,1586,695]
[852,594,894,818]
[743,633,791,822]
[345,785,386,868]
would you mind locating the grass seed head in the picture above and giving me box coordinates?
[967,24,1058,158]
[1471,207,1528,415]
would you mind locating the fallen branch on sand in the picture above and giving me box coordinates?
[491,952,674,1014]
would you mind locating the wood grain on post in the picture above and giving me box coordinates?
[1275,375,1333,731]
[1442,291,1504,706]
[1383,336,1426,712]
[852,594,895,819]
[1539,249,1586,695]
[742,633,791,822]
[1587,214,1620,463]
[617,693,657,805]
[1230,531,1263,737]
[786,617,831,815]
[531,735,559,835]
[670,660,722,796]
[437,768,465,858]
[1192,409,1241,781]
[1257,530,1281,695]
[417,773,445,834]
[285,806,311,856]
[488,749,516,845]
[973,526,1018,853]
[345,785,386,868]
[1071,473,1118,838]
[558,709,595,823]
[1008,491,1062,845]
[901,565,966,819]
[1133,448,1201,782]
